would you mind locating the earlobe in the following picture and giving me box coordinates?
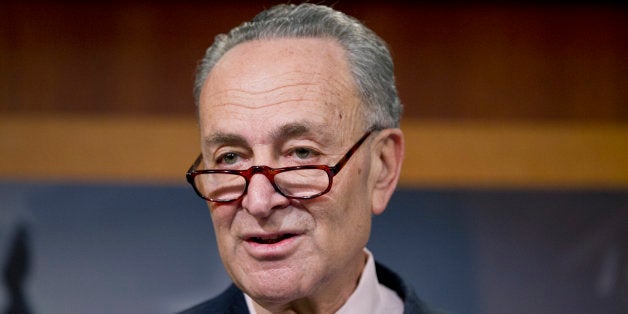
[371,129,404,215]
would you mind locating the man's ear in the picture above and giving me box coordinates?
[370,129,404,215]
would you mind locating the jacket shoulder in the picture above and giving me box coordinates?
[375,261,434,314]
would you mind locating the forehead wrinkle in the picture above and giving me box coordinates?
[206,81,318,99]
[212,98,319,111]
[204,85,334,111]
[203,67,352,107]
[232,81,320,96]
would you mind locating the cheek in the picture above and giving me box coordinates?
[208,203,238,241]
[208,204,241,267]
[316,175,372,237]
[334,164,372,210]
[334,165,373,230]
[309,196,371,269]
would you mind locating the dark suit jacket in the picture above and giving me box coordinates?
[178,261,432,314]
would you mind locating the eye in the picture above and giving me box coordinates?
[288,147,322,163]
[217,152,239,165]
[294,147,312,159]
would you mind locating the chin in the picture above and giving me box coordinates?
[238,268,315,304]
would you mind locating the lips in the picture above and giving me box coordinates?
[248,233,297,244]
[242,231,303,259]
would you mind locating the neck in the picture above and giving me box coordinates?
[251,251,369,314]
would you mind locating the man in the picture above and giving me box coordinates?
[182,3,431,314]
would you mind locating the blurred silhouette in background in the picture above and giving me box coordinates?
[2,225,32,314]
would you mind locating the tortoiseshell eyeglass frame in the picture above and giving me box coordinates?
[185,130,373,203]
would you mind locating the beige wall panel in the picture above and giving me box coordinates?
[400,120,628,188]
[0,114,199,183]
[2,115,626,188]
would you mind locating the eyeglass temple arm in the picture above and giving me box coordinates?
[186,153,203,177]
[330,131,372,175]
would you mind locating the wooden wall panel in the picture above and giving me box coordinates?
[1,3,627,121]
[352,5,628,120]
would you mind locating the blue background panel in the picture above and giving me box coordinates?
[1,182,626,314]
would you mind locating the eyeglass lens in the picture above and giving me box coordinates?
[194,168,330,202]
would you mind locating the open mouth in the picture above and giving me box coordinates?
[249,234,296,245]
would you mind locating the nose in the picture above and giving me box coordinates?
[241,173,289,218]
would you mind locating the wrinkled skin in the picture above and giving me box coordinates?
[197,38,404,314]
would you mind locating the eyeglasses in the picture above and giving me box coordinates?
[186,131,373,203]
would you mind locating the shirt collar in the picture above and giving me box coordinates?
[245,248,403,314]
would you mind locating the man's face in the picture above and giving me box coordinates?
[197,38,378,307]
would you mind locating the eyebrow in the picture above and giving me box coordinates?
[203,121,326,149]
[272,122,314,142]
[203,133,248,148]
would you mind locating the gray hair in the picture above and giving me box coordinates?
[194,3,402,128]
